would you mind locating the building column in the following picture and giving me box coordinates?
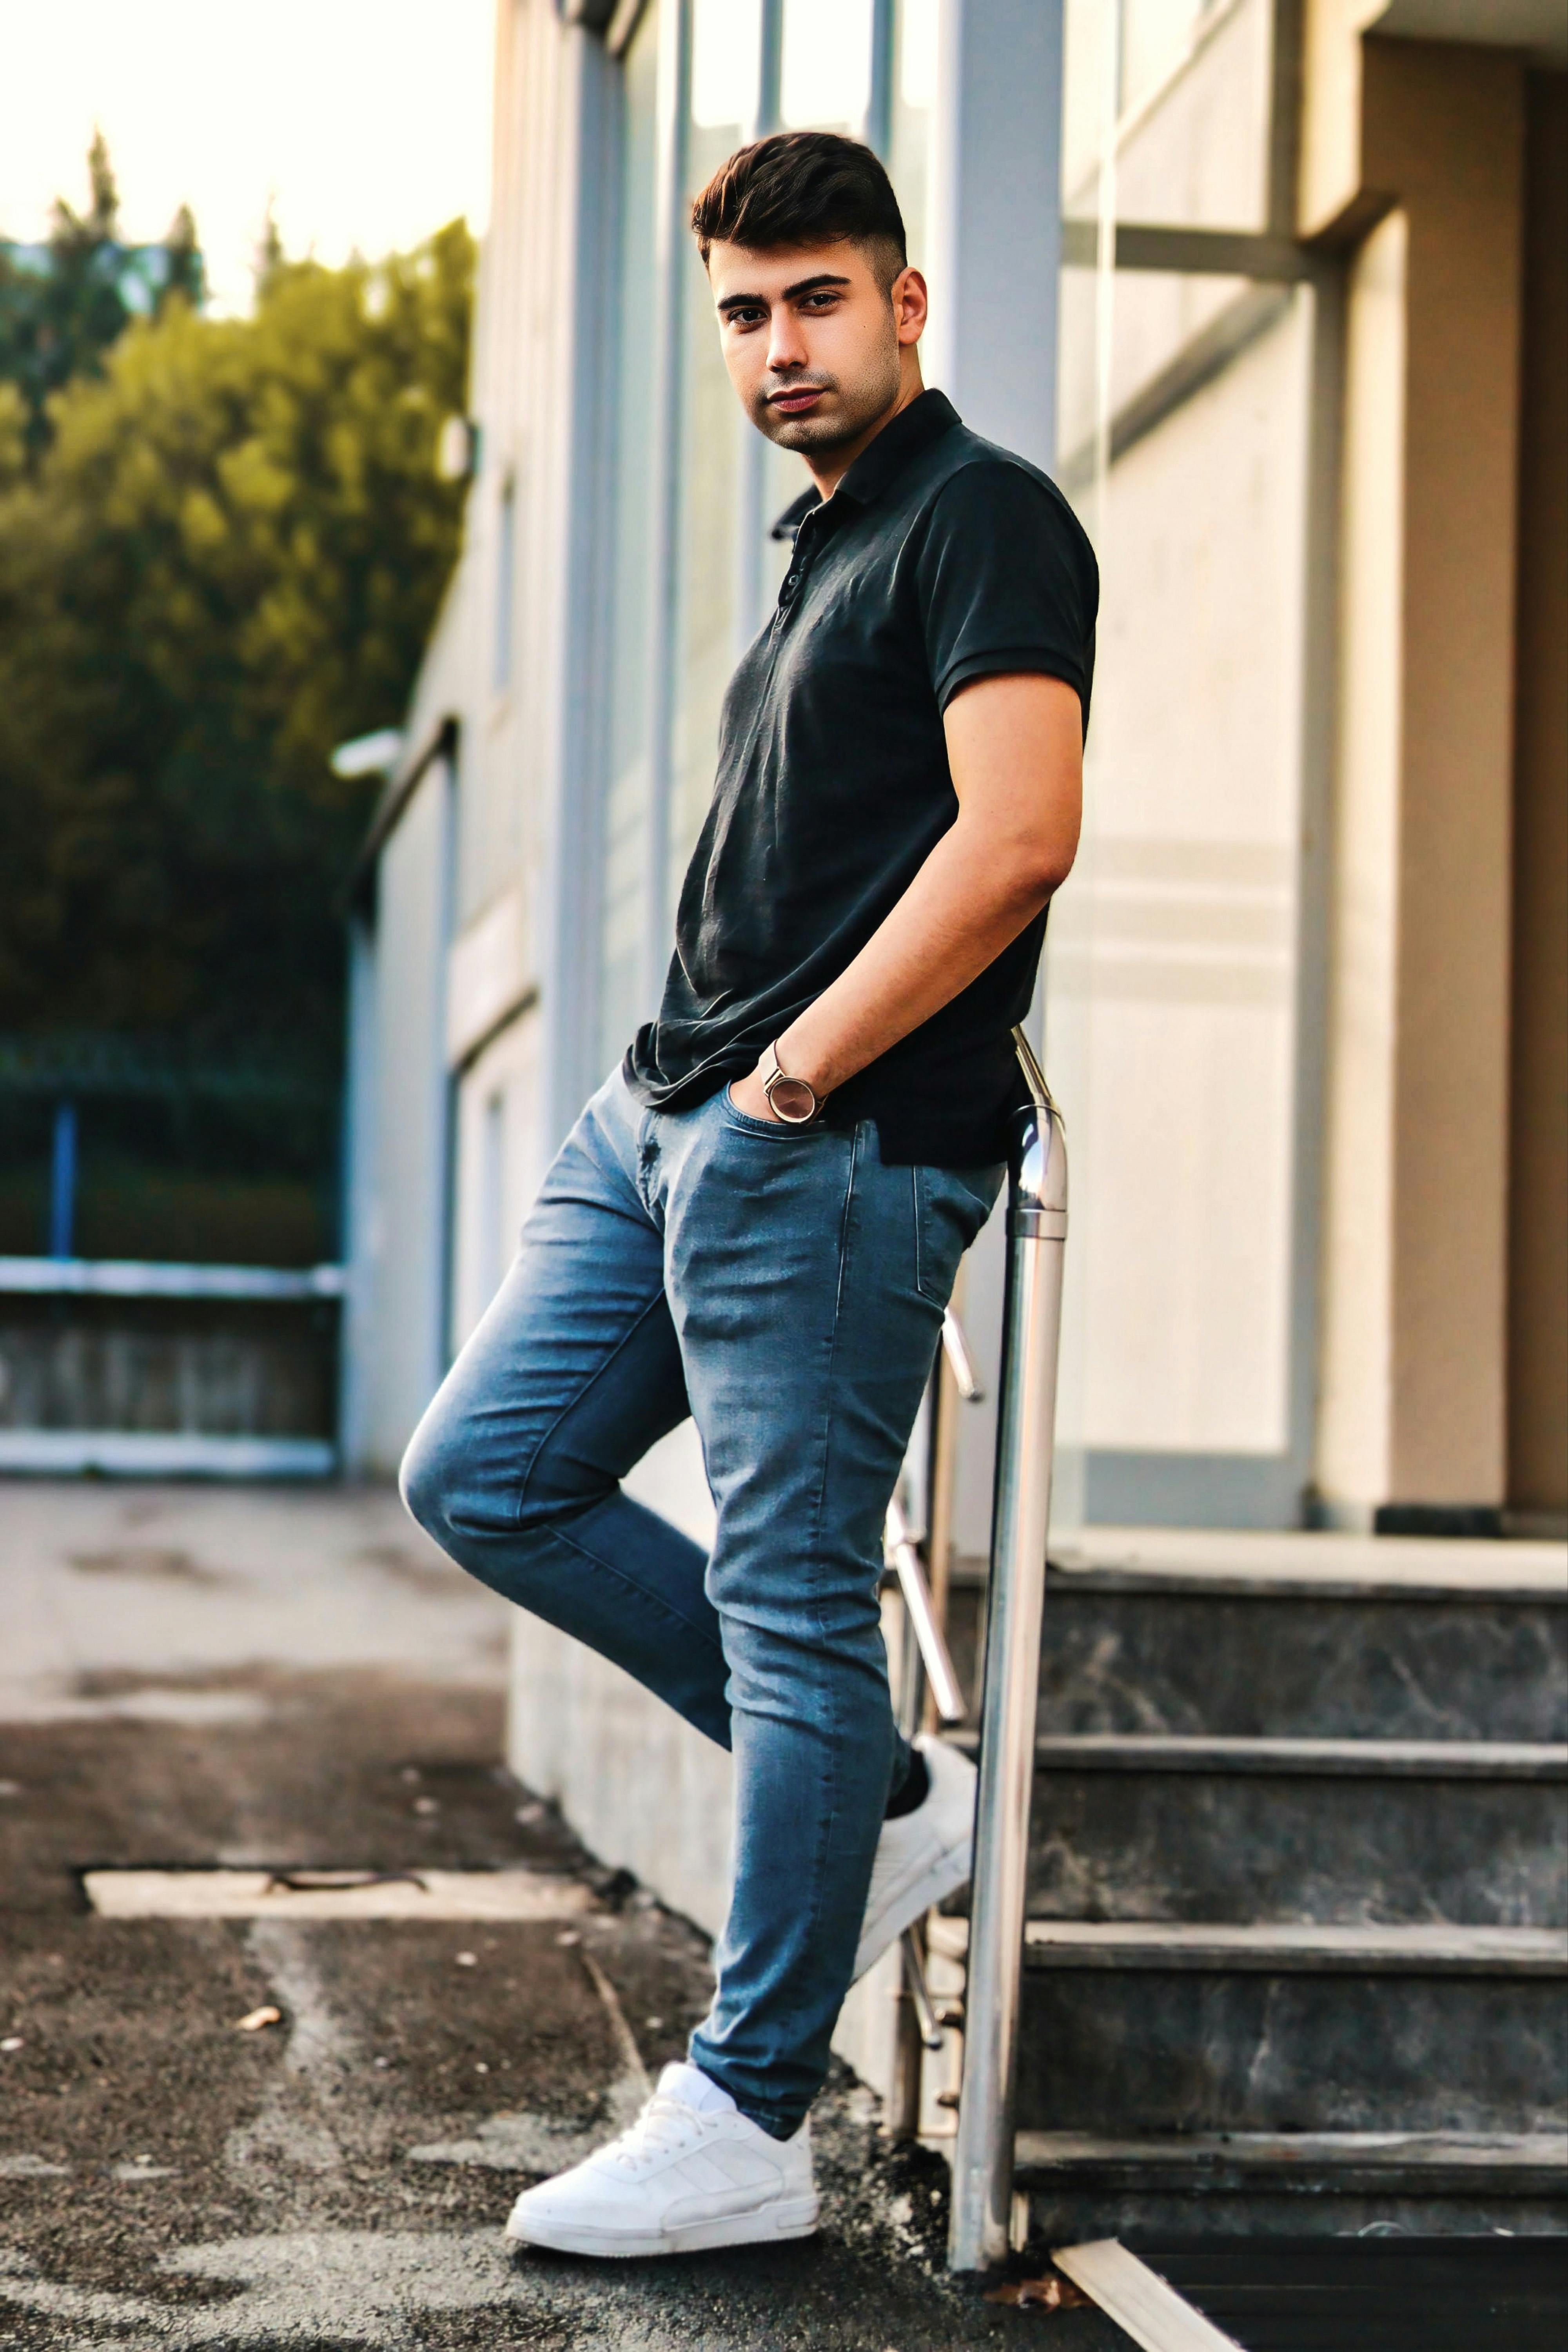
[1310,40,1525,1524]
[926,0,1063,470]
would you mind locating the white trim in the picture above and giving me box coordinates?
[0,1257,345,1301]
[0,1432,336,1479]
[1051,2240,1245,2352]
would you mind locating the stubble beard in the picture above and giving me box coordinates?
[753,342,903,458]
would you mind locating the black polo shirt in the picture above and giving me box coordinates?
[624,389,1098,1165]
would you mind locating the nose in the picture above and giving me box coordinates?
[766,307,809,376]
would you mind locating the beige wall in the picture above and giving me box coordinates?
[1509,72,1568,1515]
[1315,42,1525,1514]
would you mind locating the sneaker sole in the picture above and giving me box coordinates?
[852,1834,971,1982]
[506,2194,820,2258]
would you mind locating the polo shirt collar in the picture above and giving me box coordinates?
[837,387,960,506]
[768,389,962,539]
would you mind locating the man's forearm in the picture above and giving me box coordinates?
[731,671,1083,1118]
[775,814,1062,1099]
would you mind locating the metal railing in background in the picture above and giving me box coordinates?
[884,1492,966,1728]
[880,1279,991,2141]
[947,1026,1069,2270]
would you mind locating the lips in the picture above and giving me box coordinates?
[770,388,824,414]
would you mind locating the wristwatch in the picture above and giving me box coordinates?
[760,1041,822,1125]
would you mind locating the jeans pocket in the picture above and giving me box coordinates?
[913,1163,1005,1305]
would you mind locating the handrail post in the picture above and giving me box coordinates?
[947,1028,1068,2271]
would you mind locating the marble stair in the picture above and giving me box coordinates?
[942,1531,1568,2238]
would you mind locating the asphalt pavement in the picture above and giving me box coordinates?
[0,1478,1132,2351]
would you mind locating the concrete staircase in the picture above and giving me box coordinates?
[942,1532,1568,2238]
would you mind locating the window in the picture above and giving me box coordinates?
[780,0,873,134]
[597,0,664,1076]
[1063,0,1275,235]
[669,0,766,907]
[886,0,938,270]
[1047,0,1323,1513]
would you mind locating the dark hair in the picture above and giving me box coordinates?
[690,130,907,284]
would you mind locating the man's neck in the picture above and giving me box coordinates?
[804,363,925,503]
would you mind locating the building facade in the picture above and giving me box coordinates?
[343,0,1566,1546]
[338,2,1565,2083]
[337,0,1565,2129]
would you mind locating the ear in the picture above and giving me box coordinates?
[892,266,928,347]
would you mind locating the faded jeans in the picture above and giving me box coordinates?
[399,1068,1000,2136]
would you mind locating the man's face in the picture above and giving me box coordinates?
[706,238,926,459]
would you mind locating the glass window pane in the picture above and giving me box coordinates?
[691,0,762,131]
[1046,279,1315,1461]
[780,0,873,135]
[887,0,938,269]
[1120,0,1205,119]
[670,0,763,902]
[1064,0,1274,233]
[597,0,663,1074]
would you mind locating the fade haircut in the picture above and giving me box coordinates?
[691,130,908,290]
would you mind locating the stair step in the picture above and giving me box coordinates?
[953,1732,1568,1778]
[1046,1527,1568,1600]
[948,1531,1568,2232]
[1004,1958,1566,2139]
[1013,2130,1568,2195]
[938,1734,1567,1922]
[1019,1921,1568,1973]
[942,1573,1567,1741]
[1024,1588,1567,1740]
[1013,1757,1567,1926]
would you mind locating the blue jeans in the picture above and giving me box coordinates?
[400,1069,1000,2136]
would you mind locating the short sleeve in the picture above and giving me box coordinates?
[914,460,1098,723]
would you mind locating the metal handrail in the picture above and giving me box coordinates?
[884,1495,967,1726]
[948,1026,1069,2270]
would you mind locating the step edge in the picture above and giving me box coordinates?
[1014,2130,1568,2193]
[924,1916,1568,1973]
[1020,1921,1568,1974]
[1033,1559,1568,1601]
[1042,1572,1568,1602]
[931,1910,1568,1966]
[946,1732,1568,1779]
[1014,2131,1568,2171]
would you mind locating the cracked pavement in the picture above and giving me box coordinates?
[0,1479,1132,2349]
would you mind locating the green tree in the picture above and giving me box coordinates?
[0,217,474,1085]
[0,134,208,463]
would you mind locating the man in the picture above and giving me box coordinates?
[401,130,1096,2257]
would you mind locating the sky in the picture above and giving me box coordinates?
[0,0,495,313]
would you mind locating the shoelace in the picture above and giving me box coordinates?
[598,2094,719,2179]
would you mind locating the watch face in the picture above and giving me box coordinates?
[768,1077,817,1123]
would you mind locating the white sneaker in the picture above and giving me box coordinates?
[853,1735,976,1981]
[505,2062,818,2258]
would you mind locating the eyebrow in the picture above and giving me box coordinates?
[716,272,852,316]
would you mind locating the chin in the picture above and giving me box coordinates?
[763,411,847,454]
